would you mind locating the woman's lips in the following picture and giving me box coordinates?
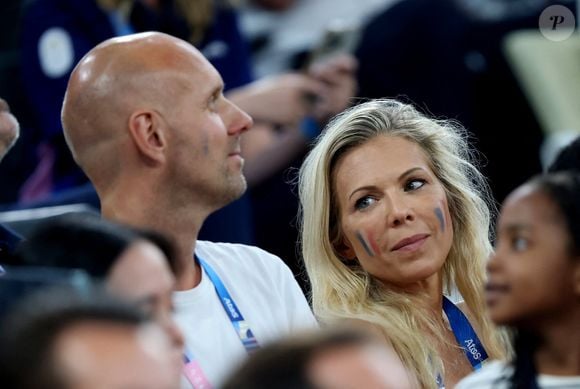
[391,234,429,252]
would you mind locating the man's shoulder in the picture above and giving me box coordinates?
[196,241,289,272]
[194,241,316,331]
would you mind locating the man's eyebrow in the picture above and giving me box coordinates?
[212,82,225,96]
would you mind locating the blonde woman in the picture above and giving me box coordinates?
[298,99,507,388]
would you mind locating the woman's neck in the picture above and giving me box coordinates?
[533,309,580,376]
[387,271,445,314]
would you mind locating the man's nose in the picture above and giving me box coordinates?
[225,99,253,136]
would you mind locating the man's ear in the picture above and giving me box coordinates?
[128,110,167,164]
[334,235,356,261]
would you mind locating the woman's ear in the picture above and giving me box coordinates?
[127,110,167,164]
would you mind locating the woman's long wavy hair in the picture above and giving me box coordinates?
[298,99,507,388]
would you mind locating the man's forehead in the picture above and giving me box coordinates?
[173,55,224,94]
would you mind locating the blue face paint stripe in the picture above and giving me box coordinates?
[356,230,375,257]
[435,207,445,232]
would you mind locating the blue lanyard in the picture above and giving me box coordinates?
[197,255,260,352]
[181,256,260,389]
[435,297,489,388]
[442,296,488,369]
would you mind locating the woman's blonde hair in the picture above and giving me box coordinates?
[298,99,506,388]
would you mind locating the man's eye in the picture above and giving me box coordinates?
[404,179,426,192]
[209,94,219,109]
[355,196,376,210]
[512,237,529,252]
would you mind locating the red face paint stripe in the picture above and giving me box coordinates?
[356,230,375,257]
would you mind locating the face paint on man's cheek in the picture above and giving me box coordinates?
[434,206,445,232]
[356,229,377,257]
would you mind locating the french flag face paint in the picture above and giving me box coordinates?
[434,207,445,233]
[356,230,379,257]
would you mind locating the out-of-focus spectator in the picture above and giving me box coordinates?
[19,0,137,202]
[0,287,181,389]
[11,213,184,352]
[221,328,414,389]
[457,172,580,388]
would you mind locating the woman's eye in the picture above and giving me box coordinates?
[404,179,426,192]
[355,196,376,210]
[512,237,529,252]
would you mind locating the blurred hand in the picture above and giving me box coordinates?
[227,73,324,126]
[307,54,358,123]
[0,98,20,162]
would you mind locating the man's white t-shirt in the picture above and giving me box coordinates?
[173,241,317,388]
[456,360,580,389]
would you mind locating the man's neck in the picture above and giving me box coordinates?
[100,189,208,290]
[534,308,580,376]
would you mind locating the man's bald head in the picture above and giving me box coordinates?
[62,32,212,187]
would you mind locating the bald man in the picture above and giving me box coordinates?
[61,32,316,388]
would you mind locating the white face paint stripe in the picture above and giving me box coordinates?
[38,27,74,79]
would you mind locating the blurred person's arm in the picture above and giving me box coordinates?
[235,56,357,187]
[241,122,309,187]
[226,73,323,126]
[308,53,358,123]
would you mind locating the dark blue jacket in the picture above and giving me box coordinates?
[21,0,116,191]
